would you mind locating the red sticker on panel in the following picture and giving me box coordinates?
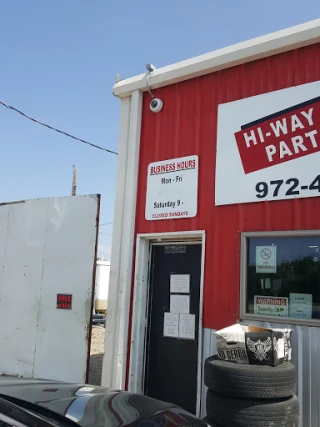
[56,294,72,310]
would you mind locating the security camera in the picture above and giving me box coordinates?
[150,98,163,113]
[146,63,156,73]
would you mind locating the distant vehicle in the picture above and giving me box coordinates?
[91,313,106,327]
[0,377,208,427]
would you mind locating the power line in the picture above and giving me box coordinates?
[0,100,118,155]
[99,222,113,226]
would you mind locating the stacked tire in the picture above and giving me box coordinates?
[204,356,299,427]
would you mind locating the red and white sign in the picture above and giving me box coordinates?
[216,80,320,205]
[145,155,198,220]
[256,246,277,273]
[56,294,72,310]
[254,296,288,317]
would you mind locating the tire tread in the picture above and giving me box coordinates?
[204,356,296,399]
[206,391,299,427]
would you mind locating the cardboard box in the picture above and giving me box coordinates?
[214,324,292,366]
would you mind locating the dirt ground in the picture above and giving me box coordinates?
[88,327,105,385]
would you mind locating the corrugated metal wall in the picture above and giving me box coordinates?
[202,325,320,427]
[135,43,320,330]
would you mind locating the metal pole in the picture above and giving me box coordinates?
[72,165,78,196]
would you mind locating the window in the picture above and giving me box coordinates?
[242,233,320,322]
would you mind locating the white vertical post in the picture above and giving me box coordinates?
[102,90,143,389]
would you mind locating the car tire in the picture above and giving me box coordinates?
[206,391,299,427]
[204,356,296,399]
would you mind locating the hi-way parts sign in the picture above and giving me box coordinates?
[145,155,198,220]
[216,80,320,206]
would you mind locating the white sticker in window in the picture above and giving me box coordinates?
[289,293,313,319]
[256,246,277,274]
[254,296,288,317]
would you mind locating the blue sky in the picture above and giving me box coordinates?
[0,1,319,259]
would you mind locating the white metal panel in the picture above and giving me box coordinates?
[0,195,99,383]
[33,195,99,382]
[0,200,47,377]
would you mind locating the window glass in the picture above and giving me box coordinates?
[246,236,320,320]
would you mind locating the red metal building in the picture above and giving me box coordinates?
[103,19,320,427]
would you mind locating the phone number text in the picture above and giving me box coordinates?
[255,175,320,199]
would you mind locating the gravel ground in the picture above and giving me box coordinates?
[88,327,105,385]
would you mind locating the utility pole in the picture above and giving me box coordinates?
[71,165,78,196]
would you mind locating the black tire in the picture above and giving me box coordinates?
[206,391,299,427]
[204,356,296,399]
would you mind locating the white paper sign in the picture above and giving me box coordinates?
[145,155,198,220]
[216,80,320,206]
[163,313,179,337]
[289,293,313,319]
[254,295,288,317]
[179,314,195,340]
[170,295,190,314]
[256,246,277,273]
[170,274,190,293]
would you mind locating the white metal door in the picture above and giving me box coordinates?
[0,195,99,383]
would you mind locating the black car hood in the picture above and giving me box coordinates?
[0,377,206,427]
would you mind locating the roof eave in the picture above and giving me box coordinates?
[113,19,320,99]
